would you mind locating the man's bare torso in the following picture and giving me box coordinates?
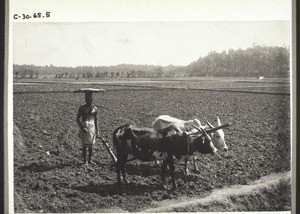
[79,105,97,122]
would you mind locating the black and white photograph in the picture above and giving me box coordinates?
[7,0,294,213]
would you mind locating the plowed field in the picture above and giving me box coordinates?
[13,78,291,212]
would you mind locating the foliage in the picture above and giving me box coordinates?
[187,45,289,78]
[13,45,289,79]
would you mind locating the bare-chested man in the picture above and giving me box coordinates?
[77,92,99,165]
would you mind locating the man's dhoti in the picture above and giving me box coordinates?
[78,120,96,147]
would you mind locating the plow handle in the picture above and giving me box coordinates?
[98,136,117,165]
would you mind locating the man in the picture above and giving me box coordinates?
[77,92,99,165]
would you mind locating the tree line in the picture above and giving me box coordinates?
[13,45,289,79]
[186,45,289,77]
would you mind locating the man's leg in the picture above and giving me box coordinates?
[88,146,94,164]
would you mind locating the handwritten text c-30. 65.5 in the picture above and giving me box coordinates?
[13,12,51,20]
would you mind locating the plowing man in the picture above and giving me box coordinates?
[77,91,99,165]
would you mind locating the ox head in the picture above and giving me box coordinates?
[204,117,228,151]
[192,125,218,155]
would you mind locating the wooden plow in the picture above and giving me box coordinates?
[97,135,117,165]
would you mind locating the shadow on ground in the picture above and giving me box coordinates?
[73,182,162,197]
[125,163,161,176]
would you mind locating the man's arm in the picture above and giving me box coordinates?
[94,110,99,137]
[77,106,84,130]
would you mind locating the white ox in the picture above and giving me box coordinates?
[152,115,202,133]
[152,115,228,173]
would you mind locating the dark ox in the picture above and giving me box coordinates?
[113,124,217,189]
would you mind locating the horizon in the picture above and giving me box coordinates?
[13,44,290,68]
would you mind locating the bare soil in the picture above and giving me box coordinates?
[13,79,290,212]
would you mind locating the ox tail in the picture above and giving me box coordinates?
[112,124,131,154]
[112,125,122,153]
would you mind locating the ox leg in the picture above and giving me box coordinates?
[116,160,122,185]
[193,157,200,173]
[120,154,128,184]
[82,146,87,164]
[161,159,168,187]
[116,161,128,184]
[184,156,190,174]
[168,155,177,189]
[116,152,125,185]
[121,163,128,184]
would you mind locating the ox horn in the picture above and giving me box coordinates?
[206,123,230,134]
[217,116,222,126]
[192,125,207,136]
[204,117,215,129]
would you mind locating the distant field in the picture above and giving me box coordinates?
[14,77,290,94]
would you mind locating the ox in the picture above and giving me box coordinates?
[113,124,219,189]
[152,115,202,132]
[152,115,229,173]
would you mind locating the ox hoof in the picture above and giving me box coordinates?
[172,185,177,190]
[194,169,201,174]
[184,170,190,175]
[88,160,96,165]
[162,184,169,190]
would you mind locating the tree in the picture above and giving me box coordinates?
[14,71,19,78]
[28,69,34,78]
[130,70,136,78]
[186,45,289,77]
[86,72,93,78]
[95,72,100,78]
[155,66,164,77]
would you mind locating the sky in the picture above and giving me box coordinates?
[12,0,291,67]
[13,21,290,67]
